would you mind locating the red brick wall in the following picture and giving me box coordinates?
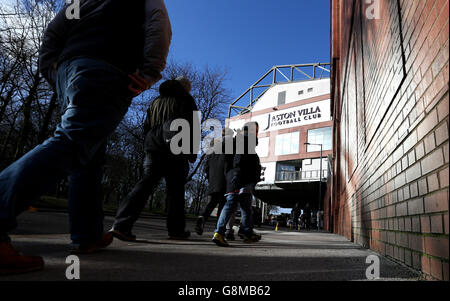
[331,0,449,280]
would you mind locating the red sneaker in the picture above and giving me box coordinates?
[0,242,44,275]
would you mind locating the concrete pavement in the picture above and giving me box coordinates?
[2,211,420,281]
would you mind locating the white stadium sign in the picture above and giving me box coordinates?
[251,99,331,133]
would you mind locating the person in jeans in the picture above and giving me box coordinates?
[110,77,199,241]
[212,122,262,247]
[195,129,234,237]
[0,0,171,274]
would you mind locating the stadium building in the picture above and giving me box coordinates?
[226,63,332,216]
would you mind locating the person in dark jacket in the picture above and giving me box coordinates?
[304,203,312,231]
[212,122,262,247]
[194,129,234,236]
[110,77,199,241]
[0,0,171,274]
[292,202,301,230]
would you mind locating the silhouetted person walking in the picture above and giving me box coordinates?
[292,203,301,230]
[0,0,171,274]
[195,129,233,236]
[212,122,262,247]
[110,77,199,241]
[304,203,312,231]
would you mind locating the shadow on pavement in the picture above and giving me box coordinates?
[1,244,420,281]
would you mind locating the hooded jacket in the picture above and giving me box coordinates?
[204,134,234,195]
[225,133,262,193]
[143,80,199,162]
[39,0,172,87]
[204,153,226,195]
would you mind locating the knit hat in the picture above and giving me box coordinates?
[175,76,192,93]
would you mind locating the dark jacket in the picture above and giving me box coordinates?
[225,134,262,193]
[144,80,199,162]
[204,153,226,195]
[304,207,312,220]
[292,204,301,218]
[39,0,171,87]
[204,135,233,195]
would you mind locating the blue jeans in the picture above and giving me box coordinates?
[215,193,253,236]
[0,57,132,244]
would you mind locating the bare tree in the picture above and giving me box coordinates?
[0,0,59,164]
[0,2,231,214]
[163,60,229,122]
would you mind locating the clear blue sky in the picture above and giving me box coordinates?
[165,0,331,102]
[165,1,330,212]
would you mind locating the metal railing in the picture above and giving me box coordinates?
[228,63,331,118]
[275,169,328,182]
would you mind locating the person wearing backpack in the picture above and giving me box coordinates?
[110,77,199,241]
[212,122,262,247]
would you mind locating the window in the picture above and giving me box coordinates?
[303,159,312,165]
[307,127,332,152]
[277,164,295,173]
[298,90,304,95]
[308,88,313,93]
[276,161,302,181]
[278,91,286,105]
[275,132,299,156]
